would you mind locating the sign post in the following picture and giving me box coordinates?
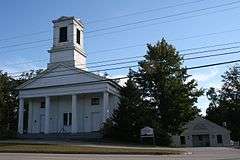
[140,126,155,145]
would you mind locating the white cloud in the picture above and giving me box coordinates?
[205,81,222,90]
[108,74,128,86]
[191,67,219,82]
[1,57,45,75]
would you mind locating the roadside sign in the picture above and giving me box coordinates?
[141,127,154,137]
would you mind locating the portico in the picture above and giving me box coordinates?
[18,81,119,135]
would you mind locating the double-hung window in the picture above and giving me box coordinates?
[63,112,72,126]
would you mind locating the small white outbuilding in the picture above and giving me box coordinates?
[171,116,231,147]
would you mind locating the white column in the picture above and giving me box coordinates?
[18,98,24,134]
[103,92,109,123]
[44,96,50,134]
[27,100,33,133]
[71,94,78,133]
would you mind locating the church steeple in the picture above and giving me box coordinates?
[48,16,86,69]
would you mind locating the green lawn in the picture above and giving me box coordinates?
[0,143,182,155]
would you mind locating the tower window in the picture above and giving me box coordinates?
[59,27,67,42]
[76,29,80,45]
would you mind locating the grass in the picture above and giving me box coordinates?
[0,143,182,155]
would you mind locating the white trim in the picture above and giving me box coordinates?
[71,94,78,133]
[44,96,50,134]
[19,84,108,98]
[102,92,109,123]
[18,98,24,134]
[27,100,33,133]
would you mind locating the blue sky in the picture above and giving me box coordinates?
[1,0,240,114]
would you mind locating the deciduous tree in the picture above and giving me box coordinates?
[0,69,43,138]
[206,65,240,141]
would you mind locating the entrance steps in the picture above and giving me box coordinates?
[17,132,102,141]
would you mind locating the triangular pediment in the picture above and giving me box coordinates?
[17,64,106,90]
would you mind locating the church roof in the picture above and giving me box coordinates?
[185,116,230,133]
[52,16,84,28]
[16,64,121,90]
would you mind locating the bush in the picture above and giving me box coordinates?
[101,119,115,139]
[0,129,16,139]
[155,130,172,146]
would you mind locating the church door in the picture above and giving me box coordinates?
[91,112,101,131]
[40,115,45,133]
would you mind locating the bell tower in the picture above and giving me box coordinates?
[48,16,86,69]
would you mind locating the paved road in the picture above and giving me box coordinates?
[0,147,239,160]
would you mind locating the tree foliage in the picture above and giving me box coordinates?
[206,65,240,141]
[136,39,203,140]
[0,69,43,138]
[0,72,20,138]
[103,70,149,142]
[104,39,203,145]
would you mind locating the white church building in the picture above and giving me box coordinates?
[17,16,120,137]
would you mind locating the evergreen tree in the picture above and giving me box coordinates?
[136,39,203,144]
[104,39,203,145]
[206,65,240,141]
[103,70,148,142]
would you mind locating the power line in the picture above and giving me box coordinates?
[89,41,240,56]
[87,44,144,54]
[84,26,240,56]
[89,40,240,55]
[0,30,50,42]
[180,41,240,52]
[187,59,240,70]
[86,1,240,33]
[182,45,240,56]
[184,50,240,60]
[1,59,48,67]
[2,42,240,68]
[0,39,51,50]
[0,1,238,48]
[1,1,240,49]
[89,50,240,69]
[86,45,240,65]
[85,6,240,38]
[87,55,142,65]
[7,49,240,75]
[88,58,240,72]
[10,58,240,80]
[1,24,240,54]
[0,44,49,55]
[0,6,237,50]
[0,0,205,42]
[89,60,140,69]
[1,6,240,51]
[86,49,240,69]
[86,0,206,24]
[11,59,240,86]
